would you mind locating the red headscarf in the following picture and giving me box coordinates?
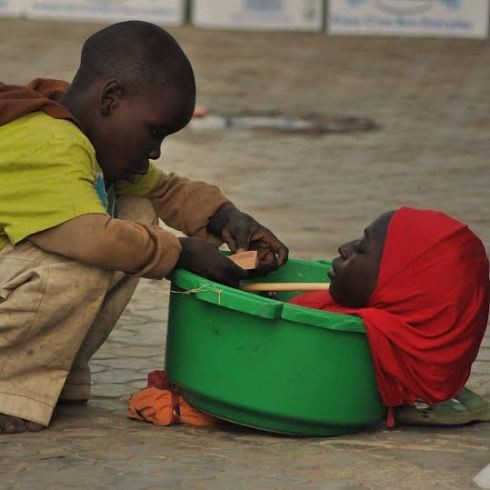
[291,207,489,410]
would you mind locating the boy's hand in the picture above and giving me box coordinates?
[208,204,289,274]
[177,237,248,288]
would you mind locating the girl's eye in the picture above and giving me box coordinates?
[354,240,365,253]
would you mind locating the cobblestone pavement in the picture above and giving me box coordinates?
[1,18,489,490]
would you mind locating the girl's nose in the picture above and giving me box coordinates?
[338,244,351,259]
[338,240,356,259]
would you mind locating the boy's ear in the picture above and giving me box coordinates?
[99,80,124,116]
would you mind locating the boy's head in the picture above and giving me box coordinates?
[328,211,394,307]
[65,21,196,181]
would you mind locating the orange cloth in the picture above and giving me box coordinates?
[128,370,217,427]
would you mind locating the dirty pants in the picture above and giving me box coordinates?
[0,196,157,426]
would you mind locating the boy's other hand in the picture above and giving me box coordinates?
[177,237,248,288]
[208,204,289,274]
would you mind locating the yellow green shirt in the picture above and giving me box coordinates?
[0,112,161,250]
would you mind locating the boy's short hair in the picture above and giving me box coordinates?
[71,20,195,95]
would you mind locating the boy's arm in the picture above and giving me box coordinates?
[118,168,230,242]
[29,213,182,279]
[145,172,289,273]
[118,167,289,274]
[29,213,247,286]
[146,172,230,241]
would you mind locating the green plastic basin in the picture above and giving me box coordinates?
[165,257,384,436]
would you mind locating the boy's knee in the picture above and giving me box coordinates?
[116,196,158,226]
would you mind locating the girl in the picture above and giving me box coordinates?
[291,207,490,426]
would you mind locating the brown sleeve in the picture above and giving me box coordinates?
[146,172,230,242]
[29,213,182,279]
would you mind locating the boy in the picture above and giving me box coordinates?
[0,21,288,433]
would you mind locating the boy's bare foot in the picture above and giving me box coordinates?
[0,414,43,433]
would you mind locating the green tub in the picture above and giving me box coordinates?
[165,258,384,436]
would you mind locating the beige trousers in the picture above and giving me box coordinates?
[0,196,157,426]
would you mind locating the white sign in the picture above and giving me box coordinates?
[0,0,25,16]
[328,0,490,38]
[192,0,323,31]
[25,0,185,25]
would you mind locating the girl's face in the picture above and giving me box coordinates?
[328,211,394,307]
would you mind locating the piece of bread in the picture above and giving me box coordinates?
[228,250,259,270]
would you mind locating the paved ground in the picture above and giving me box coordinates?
[1,18,489,490]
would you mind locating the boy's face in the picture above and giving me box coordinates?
[328,211,394,307]
[92,81,195,181]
